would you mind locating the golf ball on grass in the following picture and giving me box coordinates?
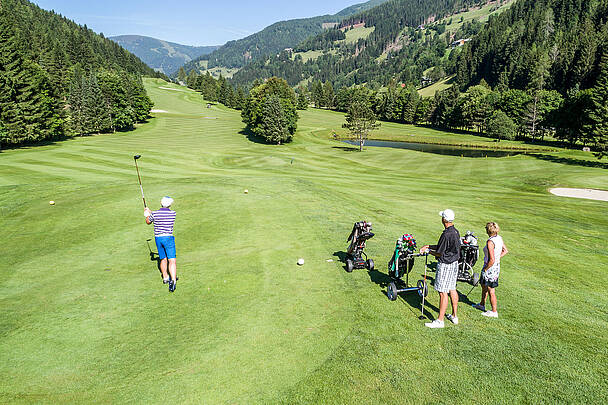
[297,258,305,266]
[49,201,55,205]
[244,189,249,194]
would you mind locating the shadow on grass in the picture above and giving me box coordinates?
[367,266,439,320]
[333,251,348,271]
[239,128,269,145]
[146,239,163,279]
[530,153,608,169]
[458,289,478,306]
[331,145,360,152]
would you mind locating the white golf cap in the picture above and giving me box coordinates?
[439,209,455,222]
[160,196,174,207]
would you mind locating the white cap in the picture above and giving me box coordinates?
[160,196,174,207]
[439,209,455,222]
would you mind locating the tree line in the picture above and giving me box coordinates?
[0,0,162,146]
[302,66,608,156]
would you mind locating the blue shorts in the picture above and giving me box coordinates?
[155,236,176,260]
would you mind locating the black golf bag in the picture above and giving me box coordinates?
[345,221,374,272]
[457,231,480,285]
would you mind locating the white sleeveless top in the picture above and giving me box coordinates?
[483,235,504,266]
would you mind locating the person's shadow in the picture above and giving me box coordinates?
[146,239,163,278]
[367,258,440,320]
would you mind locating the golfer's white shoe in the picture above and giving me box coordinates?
[425,319,445,328]
[481,311,498,318]
[472,303,486,311]
[446,314,459,325]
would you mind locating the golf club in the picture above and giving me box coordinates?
[133,154,147,208]
[419,253,428,320]
[146,238,156,261]
[465,279,480,298]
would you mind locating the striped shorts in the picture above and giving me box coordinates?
[434,261,459,292]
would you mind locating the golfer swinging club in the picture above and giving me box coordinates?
[420,209,461,328]
[144,196,178,292]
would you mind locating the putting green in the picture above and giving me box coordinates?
[0,79,606,403]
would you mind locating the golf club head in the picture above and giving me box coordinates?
[418,315,426,320]
[134,155,141,160]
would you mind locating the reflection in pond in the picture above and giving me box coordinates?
[343,140,522,158]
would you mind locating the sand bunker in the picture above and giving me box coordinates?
[150,109,168,113]
[549,188,608,202]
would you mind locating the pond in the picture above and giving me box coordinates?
[342,140,522,158]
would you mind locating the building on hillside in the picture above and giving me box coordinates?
[451,38,472,48]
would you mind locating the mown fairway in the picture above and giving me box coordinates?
[1,79,607,403]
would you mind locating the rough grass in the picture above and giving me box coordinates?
[442,0,516,33]
[340,26,375,44]
[0,78,607,404]
[418,75,456,98]
[292,49,337,63]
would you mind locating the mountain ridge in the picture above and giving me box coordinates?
[178,0,389,76]
[110,35,220,75]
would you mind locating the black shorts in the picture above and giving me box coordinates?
[481,279,499,288]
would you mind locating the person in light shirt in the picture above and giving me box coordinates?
[145,196,178,292]
[473,222,509,317]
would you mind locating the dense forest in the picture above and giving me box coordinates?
[224,0,608,155]
[0,0,164,146]
[179,0,389,73]
[230,0,484,89]
[456,0,608,94]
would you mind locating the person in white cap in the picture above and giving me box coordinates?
[144,196,178,292]
[420,209,461,328]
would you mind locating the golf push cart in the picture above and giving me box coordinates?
[386,234,429,301]
[458,231,480,286]
[345,221,375,272]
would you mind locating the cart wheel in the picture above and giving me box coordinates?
[387,282,398,301]
[472,272,480,286]
[417,280,428,298]
[366,259,374,271]
[345,258,354,273]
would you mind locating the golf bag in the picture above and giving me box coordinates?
[388,234,417,279]
[386,234,429,302]
[345,221,374,272]
[457,231,480,285]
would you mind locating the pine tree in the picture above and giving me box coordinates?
[66,68,84,135]
[0,13,62,144]
[311,80,323,108]
[322,82,335,109]
[178,66,187,83]
[83,72,112,134]
[297,91,308,110]
[234,86,246,110]
[588,52,608,158]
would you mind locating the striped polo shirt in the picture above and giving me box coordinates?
[150,207,176,237]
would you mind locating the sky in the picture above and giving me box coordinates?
[30,0,361,46]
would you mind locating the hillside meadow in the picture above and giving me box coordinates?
[0,79,606,403]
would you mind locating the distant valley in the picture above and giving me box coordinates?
[110,35,220,75]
